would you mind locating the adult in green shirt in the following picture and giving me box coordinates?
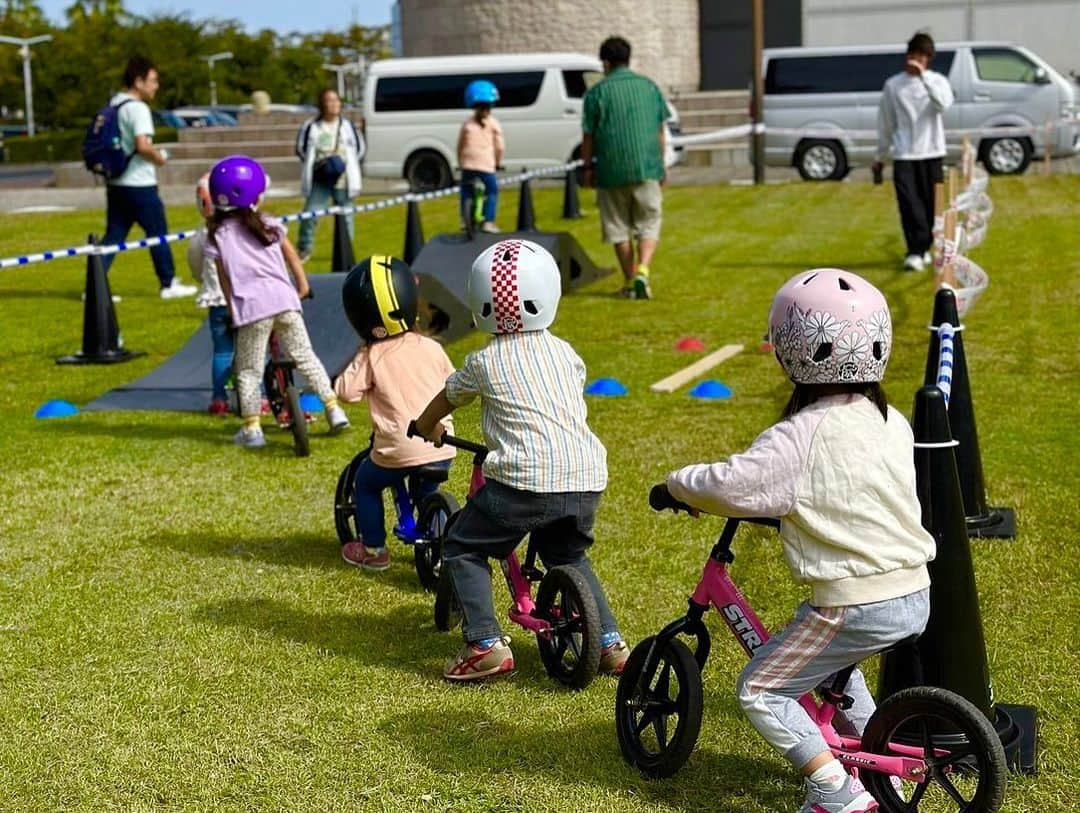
[581,37,668,300]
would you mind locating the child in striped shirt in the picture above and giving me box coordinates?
[414,239,627,682]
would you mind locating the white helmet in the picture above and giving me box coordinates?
[469,239,561,334]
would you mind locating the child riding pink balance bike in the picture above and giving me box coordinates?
[617,488,1007,811]
[407,420,603,689]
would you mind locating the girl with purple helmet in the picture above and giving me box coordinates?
[203,155,350,448]
[662,270,935,813]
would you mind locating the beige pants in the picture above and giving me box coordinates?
[234,310,335,418]
[597,180,663,243]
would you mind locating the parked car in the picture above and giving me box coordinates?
[152,110,188,130]
[362,53,681,190]
[171,107,238,128]
[762,41,1080,179]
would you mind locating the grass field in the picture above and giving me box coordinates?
[0,177,1077,812]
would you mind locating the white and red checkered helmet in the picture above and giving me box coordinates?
[469,239,561,333]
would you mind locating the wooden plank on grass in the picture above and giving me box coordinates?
[649,344,743,393]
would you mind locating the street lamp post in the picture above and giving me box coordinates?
[202,51,233,108]
[0,34,53,138]
[323,63,351,101]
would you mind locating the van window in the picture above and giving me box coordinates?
[765,51,955,94]
[375,71,545,112]
[562,69,603,98]
[973,48,1040,83]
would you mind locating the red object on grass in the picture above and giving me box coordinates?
[675,337,707,351]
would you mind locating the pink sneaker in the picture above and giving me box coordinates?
[207,398,230,417]
[600,640,630,676]
[260,398,271,416]
[341,540,390,572]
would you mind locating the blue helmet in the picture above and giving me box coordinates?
[464,79,499,108]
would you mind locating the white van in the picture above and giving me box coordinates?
[362,53,680,190]
[763,42,1080,180]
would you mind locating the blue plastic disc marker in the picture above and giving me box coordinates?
[688,380,732,400]
[585,378,628,397]
[34,399,80,418]
[299,393,325,413]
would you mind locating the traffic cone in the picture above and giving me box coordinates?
[56,235,145,365]
[924,288,1015,538]
[877,385,1037,774]
[403,198,425,265]
[516,175,537,232]
[331,213,355,272]
[561,168,581,219]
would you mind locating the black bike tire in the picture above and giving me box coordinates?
[333,448,370,543]
[534,565,602,690]
[285,386,310,457]
[414,491,460,592]
[615,635,704,778]
[433,570,462,632]
[861,686,1008,813]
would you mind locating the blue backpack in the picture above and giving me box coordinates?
[82,99,133,179]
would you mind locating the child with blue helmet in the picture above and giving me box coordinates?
[458,79,504,233]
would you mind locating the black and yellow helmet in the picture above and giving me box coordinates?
[341,255,419,341]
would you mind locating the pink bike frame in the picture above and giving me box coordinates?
[694,556,933,783]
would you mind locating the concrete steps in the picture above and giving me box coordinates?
[237,111,311,126]
[54,155,301,188]
[672,90,751,168]
[165,141,296,161]
[671,89,749,113]
[178,124,299,144]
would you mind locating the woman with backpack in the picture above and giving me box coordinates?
[294,89,366,262]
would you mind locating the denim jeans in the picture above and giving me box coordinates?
[353,454,452,548]
[443,479,619,643]
[298,183,352,255]
[207,305,234,401]
[102,185,176,287]
[460,169,498,224]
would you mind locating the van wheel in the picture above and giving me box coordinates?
[980,136,1032,175]
[795,139,847,181]
[405,150,452,191]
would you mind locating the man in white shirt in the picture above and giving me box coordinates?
[102,56,196,299]
[874,33,954,272]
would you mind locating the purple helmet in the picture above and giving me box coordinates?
[208,155,267,210]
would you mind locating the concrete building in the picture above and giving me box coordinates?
[394,0,1079,91]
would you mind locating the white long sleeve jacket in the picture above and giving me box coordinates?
[667,394,935,607]
[877,70,954,161]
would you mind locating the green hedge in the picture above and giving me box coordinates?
[1,128,179,163]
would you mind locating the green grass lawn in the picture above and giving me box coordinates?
[0,178,1077,811]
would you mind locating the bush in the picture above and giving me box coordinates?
[1,128,179,163]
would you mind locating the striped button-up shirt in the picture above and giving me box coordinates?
[445,330,607,493]
[582,67,668,189]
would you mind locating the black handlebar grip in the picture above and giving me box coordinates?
[649,484,694,513]
[406,419,420,438]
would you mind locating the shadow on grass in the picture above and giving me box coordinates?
[190,596,446,679]
[381,706,794,809]
[38,418,319,456]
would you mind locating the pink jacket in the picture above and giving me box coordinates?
[667,394,934,607]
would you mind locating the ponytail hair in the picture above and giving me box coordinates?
[208,207,278,247]
[781,382,889,421]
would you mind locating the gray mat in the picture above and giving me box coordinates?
[85,273,358,413]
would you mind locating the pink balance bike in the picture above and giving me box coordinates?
[615,485,1007,812]
[406,421,602,689]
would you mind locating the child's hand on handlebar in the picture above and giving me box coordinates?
[408,417,447,447]
[649,484,700,517]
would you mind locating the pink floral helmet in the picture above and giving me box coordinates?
[768,268,892,384]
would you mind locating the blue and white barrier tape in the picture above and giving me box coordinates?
[0,161,583,271]
[936,322,956,408]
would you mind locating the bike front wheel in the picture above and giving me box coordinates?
[414,491,460,592]
[285,386,310,457]
[615,635,703,778]
[861,686,1007,813]
[534,565,601,690]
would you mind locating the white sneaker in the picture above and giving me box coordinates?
[798,775,878,813]
[902,254,925,272]
[922,251,933,265]
[326,404,350,434]
[160,279,198,299]
[299,250,312,262]
[233,426,266,448]
[480,221,501,234]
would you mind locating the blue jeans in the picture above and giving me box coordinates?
[298,184,352,255]
[102,185,176,287]
[443,479,619,643]
[208,305,234,401]
[460,170,498,224]
[353,455,452,548]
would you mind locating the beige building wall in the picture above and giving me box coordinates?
[398,0,701,93]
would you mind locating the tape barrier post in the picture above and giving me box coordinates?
[331,213,355,273]
[562,166,582,220]
[56,234,145,366]
[940,208,958,289]
[516,172,537,232]
[403,197,425,266]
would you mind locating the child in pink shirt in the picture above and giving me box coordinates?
[458,79,504,233]
[334,254,456,571]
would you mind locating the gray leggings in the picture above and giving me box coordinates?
[736,588,930,770]
[234,310,335,418]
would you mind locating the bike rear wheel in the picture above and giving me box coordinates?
[534,565,601,690]
[285,386,310,457]
[333,448,371,543]
[414,491,459,592]
[861,686,1007,813]
[615,635,703,778]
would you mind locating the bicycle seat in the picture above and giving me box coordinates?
[415,464,449,484]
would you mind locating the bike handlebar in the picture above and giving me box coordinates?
[649,484,780,529]
[407,419,489,456]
